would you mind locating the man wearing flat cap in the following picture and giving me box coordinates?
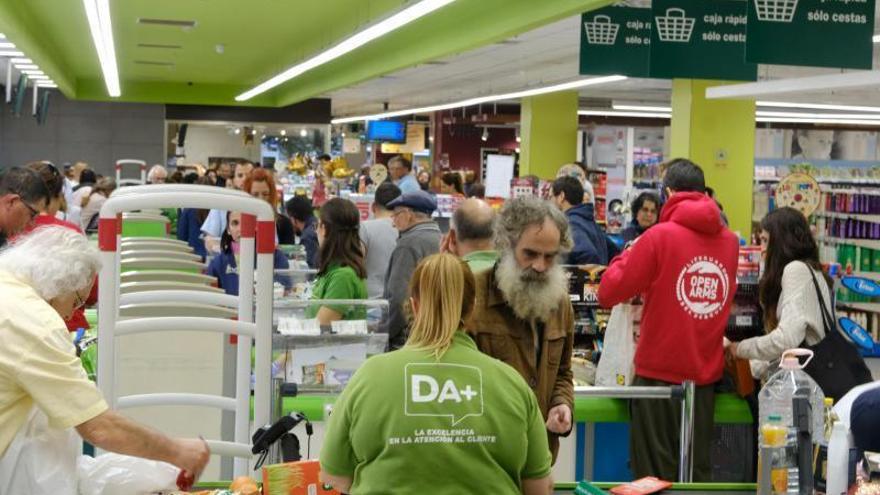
[379,190,442,350]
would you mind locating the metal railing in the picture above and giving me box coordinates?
[575,381,696,483]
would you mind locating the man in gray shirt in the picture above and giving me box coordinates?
[380,190,441,350]
[359,183,401,299]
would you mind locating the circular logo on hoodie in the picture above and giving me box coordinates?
[676,256,730,320]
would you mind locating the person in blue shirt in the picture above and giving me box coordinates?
[207,211,291,295]
[285,195,319,269]
[388,156,420,194]
[176,177,214,260]
[551,176,619,266]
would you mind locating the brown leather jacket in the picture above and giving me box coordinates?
[464,267,575,459]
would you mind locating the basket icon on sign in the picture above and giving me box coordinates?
[584,15,620,45]
[655,8,695,43]
[753,0,799,22]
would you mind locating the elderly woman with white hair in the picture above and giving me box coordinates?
[0,226,209,493]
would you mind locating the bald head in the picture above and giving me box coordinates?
[452,198,496,251]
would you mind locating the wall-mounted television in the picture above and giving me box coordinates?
[366,120,407,143]
[11,74,27,117]
[35,90,50,125]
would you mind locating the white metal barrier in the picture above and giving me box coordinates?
[115,159,147,187]
[97,185,276,476]
[120,270,216,285]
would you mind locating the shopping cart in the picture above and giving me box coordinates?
[115,159,147,187]
[753,0,799,22]
[655,8,695,43]
[583,15,620,45]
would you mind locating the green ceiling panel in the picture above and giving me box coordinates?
[0,0,613,107]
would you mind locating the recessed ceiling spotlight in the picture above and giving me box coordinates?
[280,129,287,136]
[215,44,225,54]
[251,129,257,135]
[300,129,308,137]
[234,128,241,135]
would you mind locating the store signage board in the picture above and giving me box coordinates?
[841,276,880,297]
[746,0,874,69]
[579,6,652,77]
[649,0,757,81]
[838,316,876,351]
[381,124,426,154]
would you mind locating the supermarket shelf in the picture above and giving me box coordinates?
[817,211,880,223]
[756,178,880,185]
[837,301,880,313]
[817,236,880,250]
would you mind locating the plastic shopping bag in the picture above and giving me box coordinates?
[595,303,636,386]
[77,453,178,495]
[0,408,80,495]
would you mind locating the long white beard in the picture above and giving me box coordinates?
[495,253,569,322]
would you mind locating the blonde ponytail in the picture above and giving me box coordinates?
[404,254,475,358]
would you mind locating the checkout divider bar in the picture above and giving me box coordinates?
[575,381,695,483]
[274,381,696,483]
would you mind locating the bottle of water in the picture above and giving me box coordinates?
[758,349,826,443]
[757,349,826,494]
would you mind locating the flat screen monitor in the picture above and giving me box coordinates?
[366,120,407,143]
[36,90,50,125]
[12,74,27,117]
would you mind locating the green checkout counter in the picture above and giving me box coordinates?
[254,393,755,492]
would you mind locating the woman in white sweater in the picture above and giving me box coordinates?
[727,207,832,379]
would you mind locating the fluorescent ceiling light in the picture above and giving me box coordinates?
[874,34,880,43]
[0,42,15,49]
[21,69,44,75]
[757,116,880,126]
[612,103,672,112]
[707,71,880,100]
[10,58,32,64]
[36,81,57,88]
[331,75,627,123]
[579,109,671,119]
[757,110,880,120]
[14,64,39,70]
[83,0,121,97]
[757,100,880,113]
[26,74,49,80]
[0,33,5,39]
[236,0,457,101]
[0,50,24,57]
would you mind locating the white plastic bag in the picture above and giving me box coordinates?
[595,303,636,386]
[77,453,178,495]
[0,408,80,495]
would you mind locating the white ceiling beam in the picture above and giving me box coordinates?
[706,71,880,100]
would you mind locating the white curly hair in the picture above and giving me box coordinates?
[0,226,101,300]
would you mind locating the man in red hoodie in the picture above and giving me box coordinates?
[598,159,738,482]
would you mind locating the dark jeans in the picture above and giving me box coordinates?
[629,375,716,482]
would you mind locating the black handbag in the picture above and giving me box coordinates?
[803,265,873,401]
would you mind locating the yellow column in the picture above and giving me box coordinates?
[520,90,579,179]
[670,79,756,238]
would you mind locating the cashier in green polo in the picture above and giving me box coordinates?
[320,254,552,495]
[306,198,368,325]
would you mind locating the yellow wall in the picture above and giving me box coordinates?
[670,79,756,238]
[520,90,579,179]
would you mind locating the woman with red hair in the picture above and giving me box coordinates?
[243,168,296,245]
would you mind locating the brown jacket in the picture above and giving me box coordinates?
[464,267,575,459]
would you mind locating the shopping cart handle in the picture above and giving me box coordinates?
[670,384,685,401]
[280,383,299,398]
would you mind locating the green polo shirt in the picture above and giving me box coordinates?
[461,250,499,274]
[306,264,368,320]
[320,332,551,494]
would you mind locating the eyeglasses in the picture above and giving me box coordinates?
[73,290,88,310]
[19,197,39,220]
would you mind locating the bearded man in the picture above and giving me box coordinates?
[465,196,574,462]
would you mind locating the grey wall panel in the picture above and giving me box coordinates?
[0,89,164,176]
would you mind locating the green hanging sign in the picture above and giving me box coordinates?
[649,0,757,81]
[579,6,652,78]
[745,0,875,69]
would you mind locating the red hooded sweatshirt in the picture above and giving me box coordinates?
[598,192,738,385]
